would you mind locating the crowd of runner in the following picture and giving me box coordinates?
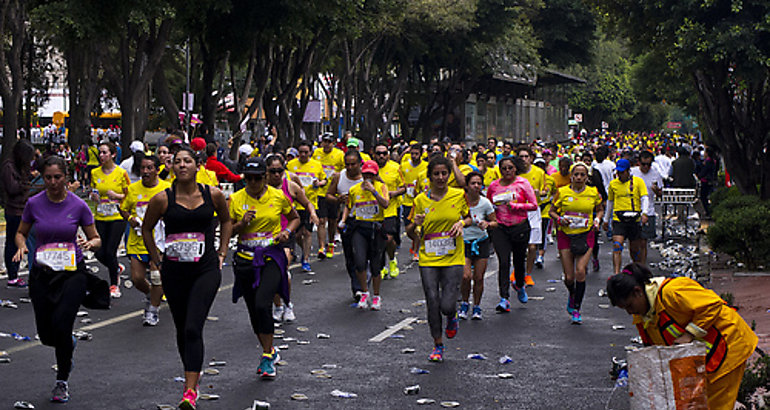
[1,128,755,409]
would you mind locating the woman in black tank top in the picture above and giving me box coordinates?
[142,146,232,410]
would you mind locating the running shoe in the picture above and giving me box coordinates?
[325,243,334,259]
[272,305,285,322]
[357,292,370,309]
[524,274,535,287]
[283,303,296,322]
[409,248,420,262]
[471,305,483,320]
[380,266,389,280]
[571,310,582,325]
[592,258,600,272]
[353,291,363,303]
[495,298,511,313]
[429,344,444,362]
[371,295,382,311]
[317,249,326,260]
[389,260,400,278]
[144,308,159,327]
[566,296,575,315]
[178,388,197,410]
[535,255,544,269]
[514,284,528,304]
[458,302,470,320]
[117,263,125,276]
[301,260,312,272]
[6,278,27,288]
[110,285,122,298]
[445,314,459,339]
[51,380,69,403]
[257,349,278,379]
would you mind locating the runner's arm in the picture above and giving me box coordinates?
[142,191,168,269]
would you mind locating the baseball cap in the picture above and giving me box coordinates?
[321,132,335,142]
[346,137,360,148]
[238,143,254,157]
[191,137,206,151]
[243,157,266,175]
[287,147,299,157]
[615,158,631,172]
[361,160,379,175]
[130,140,144,153]
[533,156,546,165]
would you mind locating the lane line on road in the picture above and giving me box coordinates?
[4,283,236,355]
[369,317,417,343]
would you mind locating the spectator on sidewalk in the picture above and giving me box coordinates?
[1,139,35,287]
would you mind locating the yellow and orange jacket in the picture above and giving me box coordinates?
[633,277,757,382]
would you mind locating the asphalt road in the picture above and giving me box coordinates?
[0,231,651,410]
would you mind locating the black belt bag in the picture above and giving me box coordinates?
[615,211,641,223]
[567,231,590,255]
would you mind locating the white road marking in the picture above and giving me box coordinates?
[369,317,417,343]
[5,283,236,355]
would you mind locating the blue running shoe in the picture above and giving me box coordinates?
[458,302,470,320]
[495,298,511,313]
[571,310,582,325]
[471,305,483,320]
[301,261,312,272]
[429,344,444,362]
[566,296,575,315]
[258,348,279,379]
[514,285,528,304]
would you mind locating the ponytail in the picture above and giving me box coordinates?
[606,262,653,306]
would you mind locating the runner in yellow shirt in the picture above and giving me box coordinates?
[400,143,428,262]
[119,155,171,326]
[406,155,471,362]
[90,141,130,298]
[516,146,545,287]
[339,160,389,310]
[534,157,556,269]
[286,141,326,272]
[373,142,405,279]
[550,162,603,324]
[312,133,345,260]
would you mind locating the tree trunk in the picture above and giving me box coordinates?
[153,67,181,128]
[0,0,26,163]
[65,46,101,148]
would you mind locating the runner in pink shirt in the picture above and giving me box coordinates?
[486,156,538,312]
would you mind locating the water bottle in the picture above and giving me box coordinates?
[615,368,628,387]
[409,367,430,374]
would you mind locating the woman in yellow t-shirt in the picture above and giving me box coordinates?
[229,157,299,380]
[406,156,471,363]
[549,162,603,324]
[118,154,170,326]
[339,160,389,310]
[89,141,130,298]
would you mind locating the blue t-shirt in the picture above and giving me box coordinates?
[22,191,95,264]
[463,196,494,241]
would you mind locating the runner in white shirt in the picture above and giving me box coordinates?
[630,150,663,263]
[653,147,673,183]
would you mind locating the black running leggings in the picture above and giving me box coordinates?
[340,220,362,294]
[352,223,385,274]
[491,222,530,298]
[234,256,282,335]
[29,264,87,381]
[162,259,221,372]
[95,220,126,286]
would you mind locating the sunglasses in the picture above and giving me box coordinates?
[640,162,652,166]
[375,151,389,155]
[245,174,264,181]
[268,168,283,174]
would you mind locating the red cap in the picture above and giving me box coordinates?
[361,160,379,175]
[191,137,206,151]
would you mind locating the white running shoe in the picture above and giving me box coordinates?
[371,295,381,311]
[283,303,296,322]
[357,292,370,309]
[272,305,285,322]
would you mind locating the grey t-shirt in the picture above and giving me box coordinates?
[464,196,494,241]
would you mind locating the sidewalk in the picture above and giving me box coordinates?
[710,268,770,352]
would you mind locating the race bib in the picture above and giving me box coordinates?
[406,184,415,197]
[424,231,456,256]
[356,200,379,220]
[36,242,76,271]
[97,199,119,216]
[492,191,514,205]
[297,173,315,187]
[240,231,274,249]
[165,232,205,262]
[136,202,149,219]
[563,212,590,229]
[322,166,335,178]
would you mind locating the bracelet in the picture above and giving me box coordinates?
[282,228,292,235]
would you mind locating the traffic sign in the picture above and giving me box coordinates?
[574,113,583,122]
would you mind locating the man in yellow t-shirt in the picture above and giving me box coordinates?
[603,158,650,275]
[400,143,428,261]
[286,141,327,271]
[534,157,556,268]
[312,133,345,260]
[374,142,405,278]
[516,146,545,286]
[119,155,170,326]
[552,157,572,188]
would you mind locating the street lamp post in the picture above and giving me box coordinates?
[185,37,191,138]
